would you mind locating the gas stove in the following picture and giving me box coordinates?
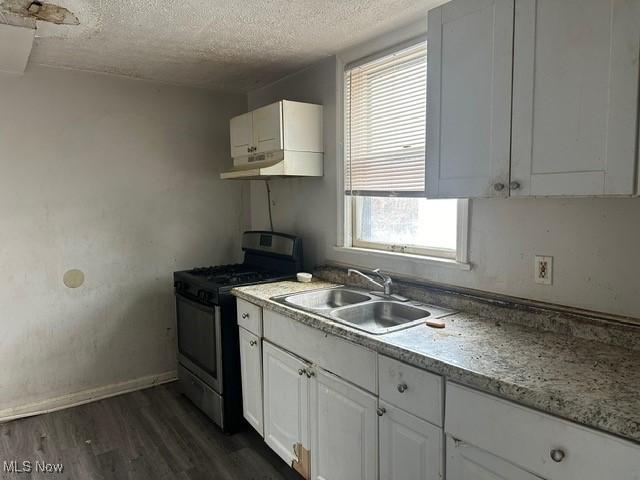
[174,265,295,304]
[173,231,303,433]
[174,231,303,304]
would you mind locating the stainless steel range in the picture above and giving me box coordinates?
[173,231,303,432]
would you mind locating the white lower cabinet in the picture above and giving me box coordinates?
[262,341,310,465]
[238,327,263,435]
[310,368,378,480]
[446,435,543,480]
[238,300,640,480]
[379,401,443,480]
[446,382,640,480]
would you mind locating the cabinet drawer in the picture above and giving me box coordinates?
[237,299,262,336]
[378,355,443,427]
[263,309,377,393]
[446,382,640,480]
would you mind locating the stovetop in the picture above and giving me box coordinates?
[174,263,295,304]
[174,231,303,304]
[187,263,284,287]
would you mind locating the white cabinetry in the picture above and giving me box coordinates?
[238,327,263,435]
[379,401,443,480]
[252,102,283,154]
[446,382,640,480]
[228,100,323,158]
[511,0,640,196]
[446,436,543,480]
[237,299,640,480]
[237,298,262,336]
[262,341,310,466]
[427,0,640,198]
[229,112,253,159]
[426,0,514,198]
[310,368,378,480]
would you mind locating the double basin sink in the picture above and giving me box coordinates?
[273,287,454,335]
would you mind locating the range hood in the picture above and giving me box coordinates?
[220,150,323,180]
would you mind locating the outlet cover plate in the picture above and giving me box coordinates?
[535,255,553,285]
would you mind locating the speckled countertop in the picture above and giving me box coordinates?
[232,280,640,444]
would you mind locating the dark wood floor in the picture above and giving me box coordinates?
[0,382,302,480]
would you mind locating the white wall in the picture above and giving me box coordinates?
[0,66,246,413]
[247,23,640,320]
[249,56,339,270]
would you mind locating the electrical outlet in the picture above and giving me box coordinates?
[535,255,553,285]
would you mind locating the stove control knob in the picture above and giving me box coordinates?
[174,281,184,290]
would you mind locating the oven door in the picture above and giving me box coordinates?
[175,293,223,394]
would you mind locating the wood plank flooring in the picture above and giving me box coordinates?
[0,382,302,480]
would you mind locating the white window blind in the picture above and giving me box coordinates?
[345,41,427,196]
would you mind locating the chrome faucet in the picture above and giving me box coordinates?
[348,268,393,296]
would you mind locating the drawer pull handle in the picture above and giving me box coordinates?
[241,312,249,319]
[249,340,257,346]
[397,383,408,393]
[298,368,306,376]
[550,449,565,463]
[376,407,386,417]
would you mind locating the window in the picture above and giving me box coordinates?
[344,40,463,260]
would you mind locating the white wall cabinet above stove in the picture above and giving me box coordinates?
[427,0,640,198]
[224,100,323,179]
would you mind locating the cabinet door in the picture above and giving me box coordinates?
[230,112,253,158]
[238,327,263,435]
[511,0,640,197]
[446,436,543,480]
[310,368,377,480]
[262,341,310,466]
[379,401,442,480]
[426,0,514,198]
[253,102,283,154]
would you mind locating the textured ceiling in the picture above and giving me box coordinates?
[3,0,441,92]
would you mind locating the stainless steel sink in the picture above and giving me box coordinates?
[330,301,433,335]
[281,288,372,311]
[272,287,454,335]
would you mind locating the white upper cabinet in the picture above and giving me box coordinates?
[426,0,515,198]
[427,0,640,198]
[228,100,323,158]
[252,102,283,154]
[230,112,253,158]
[511,0,640,196]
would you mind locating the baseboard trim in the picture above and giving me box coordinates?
[0,370,177,423]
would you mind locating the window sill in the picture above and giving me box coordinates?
[332,246,472,271]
